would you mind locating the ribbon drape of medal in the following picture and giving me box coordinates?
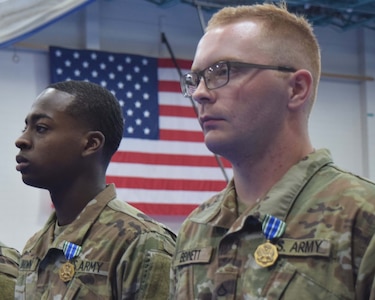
[254,214,286,268]
[262,214,286,241]
[63,241,82,260]
[59,241,82,282]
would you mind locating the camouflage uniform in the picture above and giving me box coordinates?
[170,149,375,299]
[15,184,176,299]
[0,241,20,300]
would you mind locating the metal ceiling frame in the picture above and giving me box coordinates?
[145,0,375,30]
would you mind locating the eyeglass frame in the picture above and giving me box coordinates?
[180,60,297,98]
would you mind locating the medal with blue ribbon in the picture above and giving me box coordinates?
[254,214,286,267]
[59,241,82,282]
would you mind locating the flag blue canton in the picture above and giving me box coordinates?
[49,46,159,140]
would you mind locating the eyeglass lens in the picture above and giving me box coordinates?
[182,62,229,97]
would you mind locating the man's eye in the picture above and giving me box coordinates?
[186,77,197,86]
[36,125,48,133]
[215,68,228,77]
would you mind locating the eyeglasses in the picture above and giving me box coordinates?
[180,61,296,98]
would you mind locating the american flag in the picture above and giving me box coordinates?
[49,46,232,216]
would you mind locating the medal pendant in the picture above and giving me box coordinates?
[254,241,278,267]
[59,261,75,282]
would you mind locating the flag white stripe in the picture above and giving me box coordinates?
[158,67,191,81]
[117,188,217,205]
[159,92,192,107]
[107,162,233,180]
[159,115,201,131]
[117,139,215,156]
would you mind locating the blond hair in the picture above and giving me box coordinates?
[206,2,321,109]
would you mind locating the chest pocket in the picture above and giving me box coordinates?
[257,261,343,300]
[16,259,111,300]
[63,259,111,298]
[173,246,214,299]
[60,277,111,300]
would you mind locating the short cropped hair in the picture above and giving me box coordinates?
[206,2,321,111]
[48,80,124,163]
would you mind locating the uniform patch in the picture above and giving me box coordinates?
[74,260,109,275]
[277,238,331,257]
[174,246,213,267]
[19,259,38,271]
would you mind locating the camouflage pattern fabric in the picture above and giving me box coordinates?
[170,149,375,299]
[15,184,176,299]
[0,241,20,300]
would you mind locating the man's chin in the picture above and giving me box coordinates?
[21,177,45,189]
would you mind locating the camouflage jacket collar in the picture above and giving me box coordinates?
[23,184,117,259]
[190,149,333,234]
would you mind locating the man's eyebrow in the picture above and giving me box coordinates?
[24,113,52,124]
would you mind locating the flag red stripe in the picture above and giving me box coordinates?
[107,176,227,191]
[111,151,232,167]
[159,129,204,142]
[159,80,182,93]
[159,104,197,118]
[158,58,192,70]
[131,203,197,216]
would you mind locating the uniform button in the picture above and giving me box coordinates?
[216,283,228,296]
[216,280,236,297]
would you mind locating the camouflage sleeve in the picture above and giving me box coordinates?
[169,258,178,300]
[0,244,20,300]
[355,229,375,299]
[119,230,175,300]
[0,244,20,279]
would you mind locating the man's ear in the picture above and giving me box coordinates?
[82,131,105,157]
[288,69,313,110]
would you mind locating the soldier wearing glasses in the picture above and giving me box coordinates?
[170,2,375,299]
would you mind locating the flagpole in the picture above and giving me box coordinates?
[161,32,230,183]
[160,33,198,117]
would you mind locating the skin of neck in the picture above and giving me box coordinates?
[232,125,313,208]
[51,165,107,226]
